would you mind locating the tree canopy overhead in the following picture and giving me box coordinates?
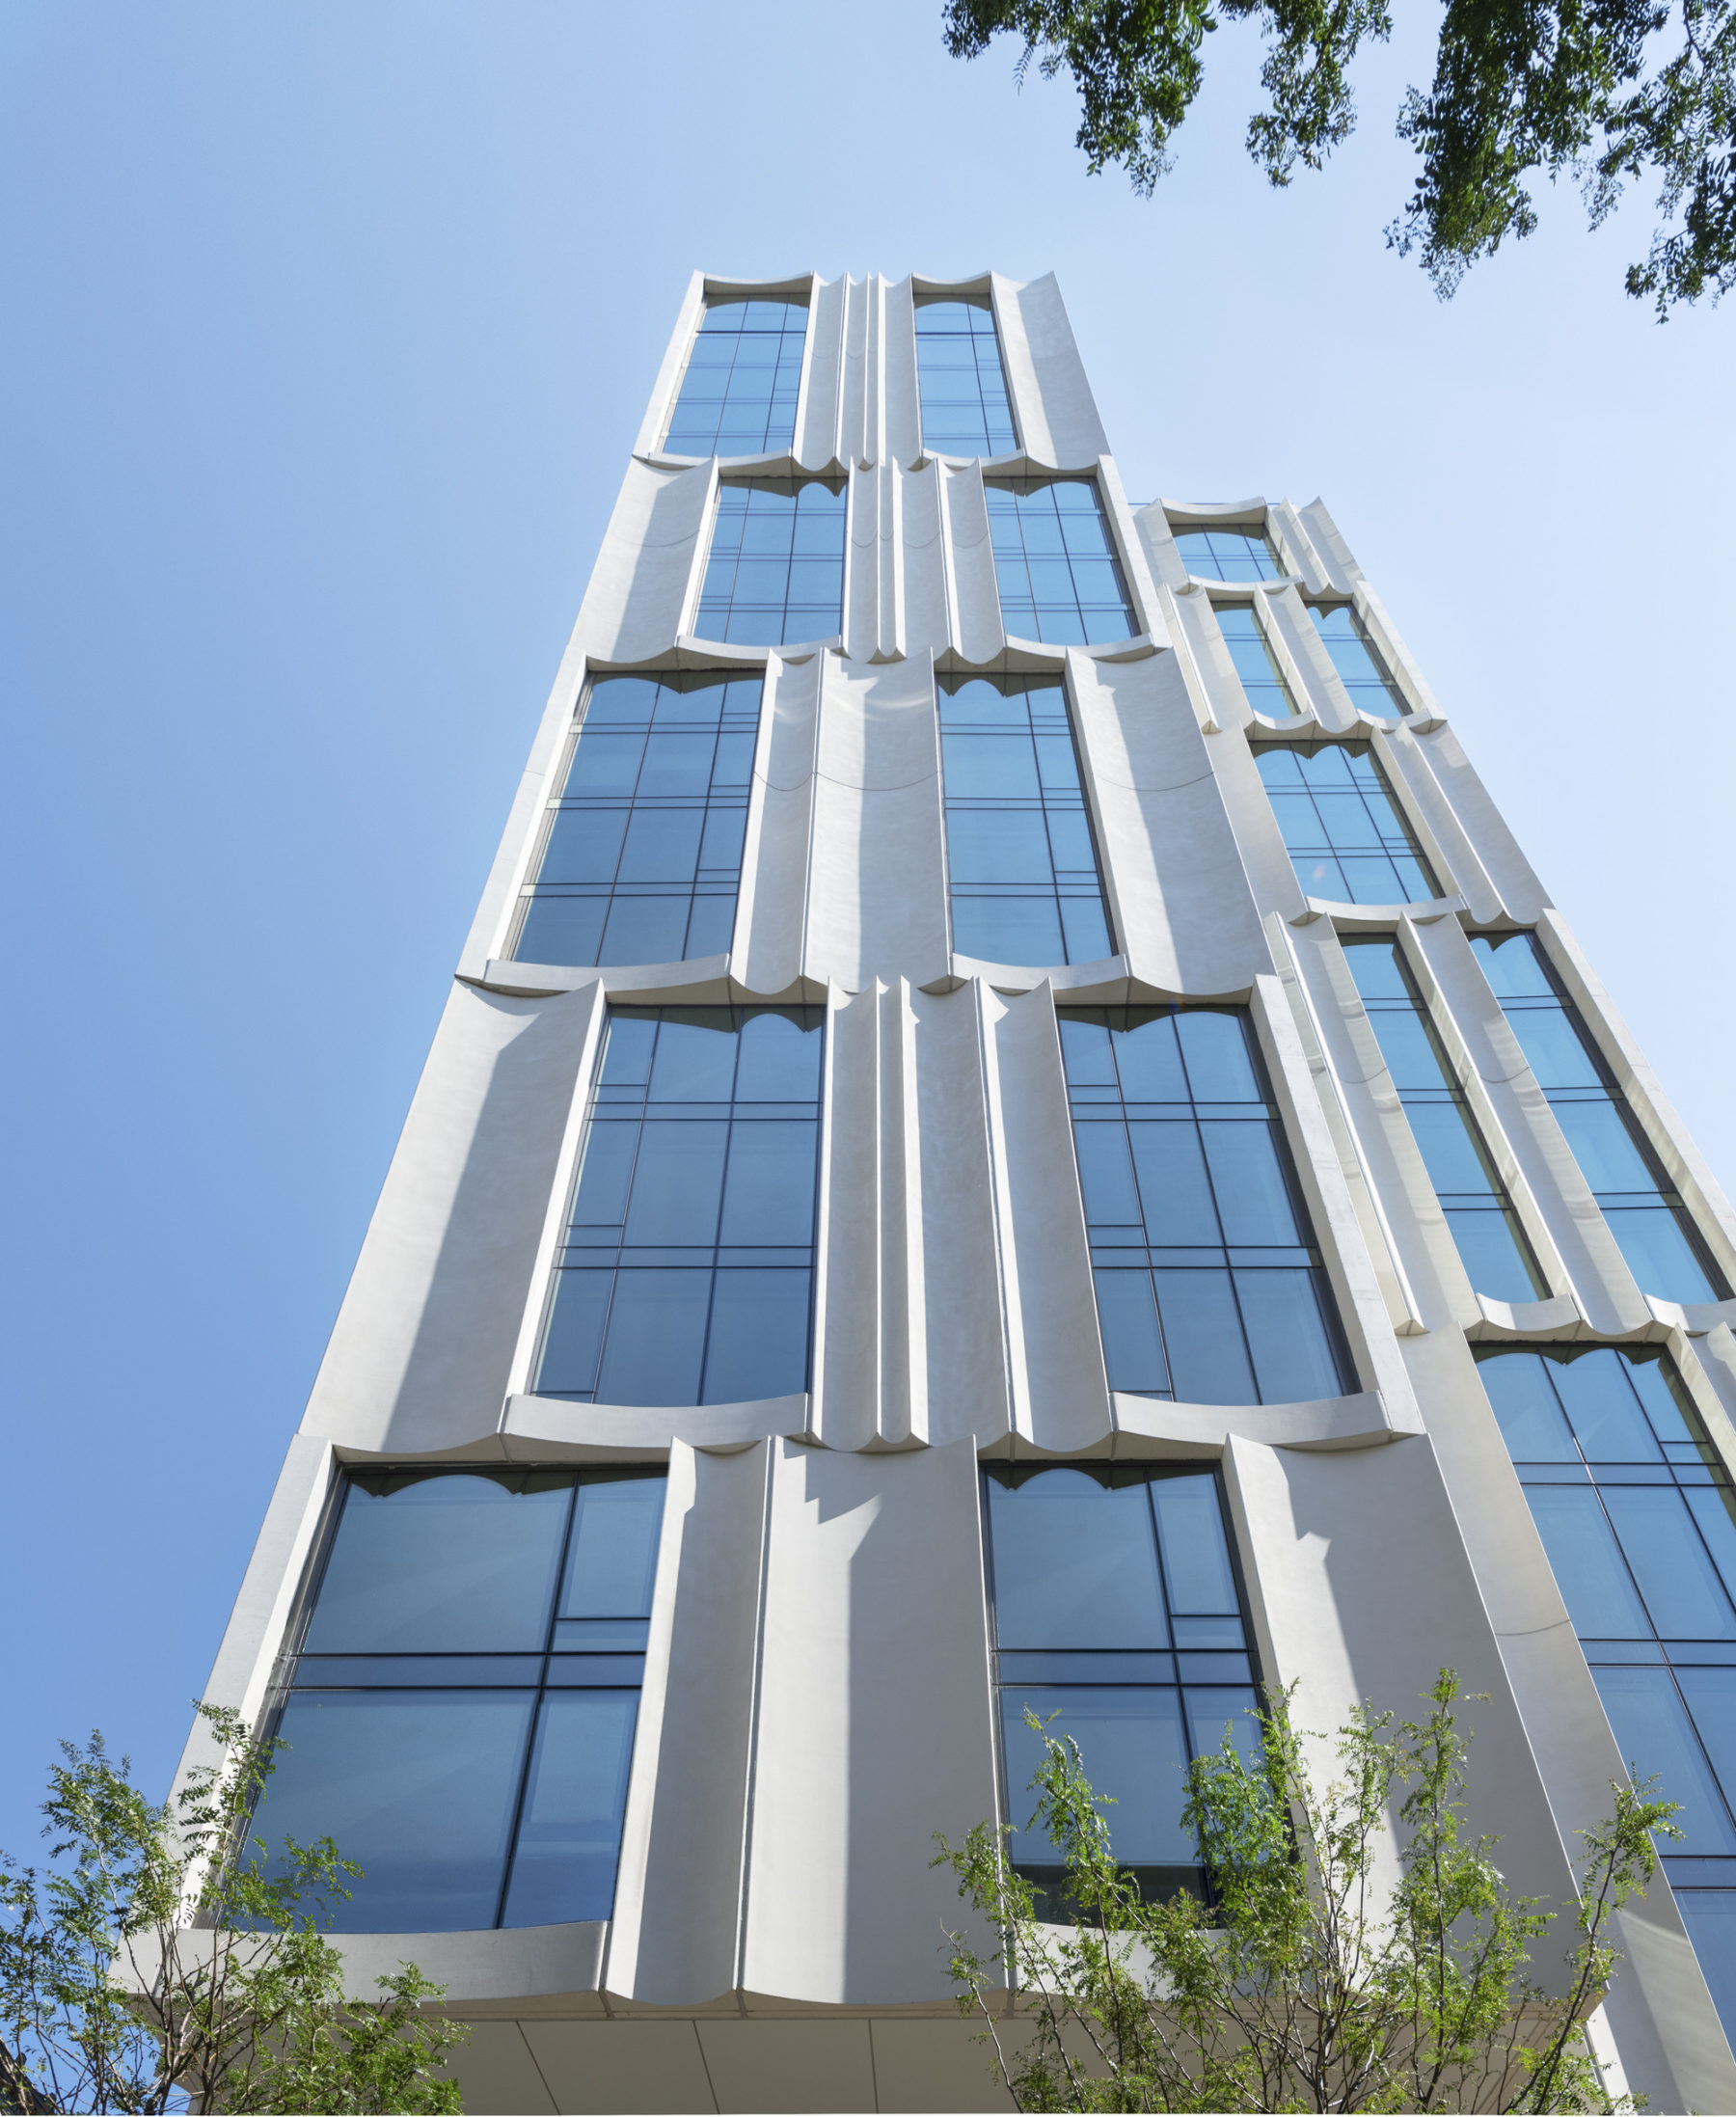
[941,0,1736,312]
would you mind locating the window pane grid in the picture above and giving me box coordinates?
[1212,603,1296,719]
[1344,940,1546,1302]
[940,672,1113,966]
[696,477,847,645]
[1059,1006,1352,1405]
[664,298,807,458]
[1481,1345,1736,2036]
[914,296,1017,457]
[1257,742,1439,907]
[1172,528,1282,583]
[534,1006,825,1407]
[987,477,1137,646]
[1474,935,1727,1303]
[511,672,761,969]
[984,1463,1260,1912]
[1308,603,1408,717]
[261,1468,665,1933]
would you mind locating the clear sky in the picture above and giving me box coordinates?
[3,0,1732,1853]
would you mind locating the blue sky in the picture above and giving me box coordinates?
[4,0,1732,1850]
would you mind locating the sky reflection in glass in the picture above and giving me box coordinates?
[535,1006,823,1407]
[1060,1007,1349,1405]
[260,1469,664,1933]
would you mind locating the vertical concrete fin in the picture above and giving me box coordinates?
[881,275,921,468]
[816,984,882,1452]
[736,649,822,999]
[910,982,1013,1451]
[739,1441,999,2005]
[879,980,924,1448]
[987,981,1111,1453]
[803,654,949,992]
[800,273,848,471]
[900,458,948,661]
[605,1441,771,2008]
[938,459,1003,665]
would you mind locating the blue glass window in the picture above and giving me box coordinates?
[535,1006,824,1407]
[914,296,1017,457]
[1308,604,1407,717]
[1480,1346,1736,2036]
[1257,745,1437,906]
[985,1464,1261,1913]
[1173,527,1282,583]
[259,1468,665,1933]
[988,478,1137,646]
[1060,1007,1351,1404]
[1474,935,1726,1303]
[1212,603,1295,719]
[940,673,1112,967]
[695,478,847,646]
[664,298,807,458]
[1344,940,1545,1303]
[510,673,758,969]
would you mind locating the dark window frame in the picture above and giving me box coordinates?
[662,296,810,460]
[257,1463,668,1935]
[507,667,762,970]
[1472,935,1729,1303]
[980,1459,1265,1914]
[912,291,1019,459]
[1253,738,1440,908]
[530,1004,827,1408]
[1059,1003,1357,1407]
[937,665,1117,968]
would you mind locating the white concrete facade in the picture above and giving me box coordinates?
[179,272,1736,2113]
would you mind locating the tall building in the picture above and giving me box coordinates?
[178,272,1736,2113]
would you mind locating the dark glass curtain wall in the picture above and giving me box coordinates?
[939,672,1113,967]
[535,1006,824,1407]
[510,672,757,969]
[1061,1006,1351,1404]
[664,298,806,458]
[1481,1346,1736,2036]
[914,296,1017,456]
[1475,935,1725,1304]
[260,1469,665,1933]
[1344,938,1546,1303]
[985,1464,1260,1913]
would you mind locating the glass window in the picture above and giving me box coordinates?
[1211,604,1295,719]
[1343,939,1545,1304]
[258,1468,665,1933]
[1308,604,1408,718]
[510,672,759,969]
[664,298,807,458]
[939,672,1112,966]
[1480,1345,1736,2034]
[987,478,1137,646]
[1257,745,1439,907]
[985,1464,1261,1913]
[1472,935,1726,1303]
[534,1005,824,1407]
[695,477,847,646]
[914,296,1017,457]
[1172,527,1282,583]
[1059,1007,1352,1405]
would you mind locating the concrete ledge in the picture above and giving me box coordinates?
[336,1921,608,2010]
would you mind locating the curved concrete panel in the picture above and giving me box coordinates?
[301,980,607,1455]
[1071,649,1272,995]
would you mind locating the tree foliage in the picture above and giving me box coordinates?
[941,0,1736,311]
[934,1672,1678,2112]
[0,1706,469,2114]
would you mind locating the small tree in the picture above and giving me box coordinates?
[935,1672,1678,2113]
[0,1705,470,2114]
